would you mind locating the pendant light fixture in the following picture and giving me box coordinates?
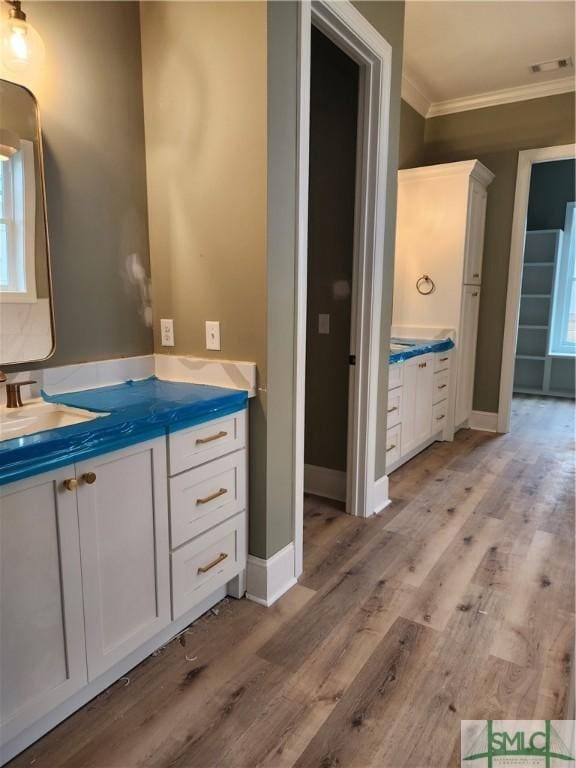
[1,0,45,73]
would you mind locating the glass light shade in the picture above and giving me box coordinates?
[1,17,44,73]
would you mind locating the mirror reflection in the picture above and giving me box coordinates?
[0,77,53,365]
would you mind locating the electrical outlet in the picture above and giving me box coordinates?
[318,313,330,334]
[160,318,174,346]
[205,320,221,351]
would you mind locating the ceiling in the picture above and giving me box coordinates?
[403,1,576,117]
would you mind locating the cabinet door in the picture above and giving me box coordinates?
[455,286,482,427]
[401,354,434,456]
[76,439,170,680]
[464,181,487,285]
[0,470,87,747]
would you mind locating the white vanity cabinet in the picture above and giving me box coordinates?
[0,410,248,765]
[393,160,494,431]
[75,440,171,679]
[0,438,170,746]
[0,470,87,748]
[400,354,434,456]
[386,350,452,472]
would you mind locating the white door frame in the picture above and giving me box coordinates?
[497,142,576,434]
[293,0,392,576]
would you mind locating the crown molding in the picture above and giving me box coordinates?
[401,74,431,118]
[427,75,575,118]
[402,69,575,119]
[398,159,494,186]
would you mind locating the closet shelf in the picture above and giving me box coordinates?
[523,262,555,267]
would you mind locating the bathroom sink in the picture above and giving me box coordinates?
[0,400,107,442]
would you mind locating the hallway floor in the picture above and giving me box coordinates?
[10,396,575,768]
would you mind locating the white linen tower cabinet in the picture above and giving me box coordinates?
[392,160,495,434]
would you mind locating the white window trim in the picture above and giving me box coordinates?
[0,138,37,304]
[549,201,576,357]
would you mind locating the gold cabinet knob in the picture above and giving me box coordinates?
[82,472,97,485]
[63,478,78,491]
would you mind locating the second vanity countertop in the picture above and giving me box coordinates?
[0,377,248,486]
[389,337,454,364]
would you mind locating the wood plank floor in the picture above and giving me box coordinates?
[9,396,575,768]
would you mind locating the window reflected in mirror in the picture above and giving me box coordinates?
[0,78,54,365]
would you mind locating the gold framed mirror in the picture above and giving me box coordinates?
[0,77,54,365]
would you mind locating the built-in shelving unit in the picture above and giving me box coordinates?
[514,230,574,398]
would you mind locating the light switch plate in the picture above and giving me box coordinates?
[318,314,330,334]
[160,318,174,346]
[205,320,221,351]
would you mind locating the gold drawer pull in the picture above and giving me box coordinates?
[196,430,228,445]
[418,362,427,368]
[387,406,398,413]
[473,273,480,278]
[197,552,228,574]
[438,384,447,390]
[386,444,396,452]
[82,472,97,485]
[440,357,449,362]
[63,478,78,491]
[472,292,479,297]
[436,414,446,421]
[196,487,227,505]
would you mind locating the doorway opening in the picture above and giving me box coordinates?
[303,27,359,515]
[292,1,393,578]
[499,144,576,433]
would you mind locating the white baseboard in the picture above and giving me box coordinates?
[246,542,297,607]
[304,464,346,502]
[372,474,390,515]
[469,410,499,432]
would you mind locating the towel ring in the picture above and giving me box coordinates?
[416,275,435,295]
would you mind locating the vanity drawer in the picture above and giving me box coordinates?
[385,424,401,467]
[432,399,448,431]
[434,351,451,373]
[433,369,450,404]
[168,411,246,476]
[387,387,403,428]
[388,362,404,390]
[171,513,246,620]
[170,451,246,548]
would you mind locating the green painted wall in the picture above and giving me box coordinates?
[305,28,359,473]
[6,2,153,371]
[259,1,406,556]
[399,99,426,170]
[527,159,575,231]
[422,93,575,413]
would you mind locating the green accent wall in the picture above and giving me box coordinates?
[399,92,575,414]
[527,159,575,231]
[7,1,153,371]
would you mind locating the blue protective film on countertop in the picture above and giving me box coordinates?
[0,377,247,486]
[389,337,454,364]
